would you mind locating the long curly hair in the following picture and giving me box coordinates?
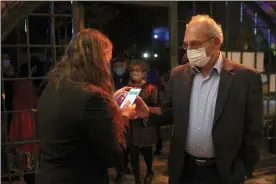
[47,29,126,148]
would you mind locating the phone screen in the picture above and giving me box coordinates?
[120,88,141,108]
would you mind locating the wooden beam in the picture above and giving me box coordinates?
[1,2,44,41]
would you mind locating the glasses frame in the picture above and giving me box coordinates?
[182,37,215,50]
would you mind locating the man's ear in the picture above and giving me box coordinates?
[214,37,222,50]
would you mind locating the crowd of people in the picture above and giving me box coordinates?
[2,14,264,184]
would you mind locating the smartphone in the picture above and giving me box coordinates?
[120,88,141,108]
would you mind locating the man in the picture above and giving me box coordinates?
[111,55,132,183]
[137,15,264,184]
[111,55,130,90]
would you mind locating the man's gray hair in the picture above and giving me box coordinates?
[187,14,224,45]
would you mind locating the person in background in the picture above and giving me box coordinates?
[111,55,131,184]
[1,54,14,177]
[29,57,44,93]
[136,14,263,184]
[146,60,160,87]
[112,55,130,90]
[178,47,189,65]
[181,52,189,65]
[1,54,14,133]
[37,29,139,184]
[8,62,39,184]
[111,55,132,183]
[158,72,170,103]
[127,59,159,184]
[154,71,170,155]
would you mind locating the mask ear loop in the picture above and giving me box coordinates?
[205,38,216,57]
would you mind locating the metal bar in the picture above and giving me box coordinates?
[16,29,21,72]
[58,29,61,45]
[1,2,43,42]
[26,15,39,176]
[1,62,12,183]
[30,13,72,17]
[72,1,85,36]
[254,12,258,70]
[1,44,67,48]
[1,170,38,178]
[1,109,34,114]
[193,1,196,16]
[2,77,45,81]
[240,2,244,23]
[266,136,276,140]
[2,140,40,147]
[169,1,178,69]
[209,2,213,17]
[65,23,68,44]
[50,1,57,65]
[267,29,271,116]
[264,115,276,119]
[225,2,229,57]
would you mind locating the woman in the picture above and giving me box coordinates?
[37,29,138,184]
[154,72,170,155]
[9,62,39,183]
[127,60,159,184]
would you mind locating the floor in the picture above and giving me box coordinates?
[2,144,275,184]
[108,144,276,184]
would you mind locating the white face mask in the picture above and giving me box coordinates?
[187,38,215,67]
[114,67,126,76]
[187,47,213,67]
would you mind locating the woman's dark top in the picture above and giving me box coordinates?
[128,82,159,147]
[37,80,128,184]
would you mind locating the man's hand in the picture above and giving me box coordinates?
[149,107,162,115]
[121,101,137,120]
[134,96,150,119]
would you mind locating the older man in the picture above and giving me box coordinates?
[137,15,264,184]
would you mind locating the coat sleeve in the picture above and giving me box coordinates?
[81,94,129,168]
[241,72,264,177]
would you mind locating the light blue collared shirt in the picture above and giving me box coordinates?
[186,53,223,158]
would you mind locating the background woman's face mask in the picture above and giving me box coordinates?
[112,61,127,76]
[114,67,126,76]
[187,40,214,67]
[2,60,14,77]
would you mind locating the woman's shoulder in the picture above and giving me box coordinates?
[42,81,102,105]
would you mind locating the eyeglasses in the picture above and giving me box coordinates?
[182,37,214,50]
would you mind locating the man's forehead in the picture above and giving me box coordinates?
[184,22,210,42]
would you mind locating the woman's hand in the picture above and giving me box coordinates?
[113,87,131,102]
[116,93,127,107]
[134,96,150,119]
[121,101,137,120]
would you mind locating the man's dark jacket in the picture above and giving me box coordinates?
[149,57,264,184]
